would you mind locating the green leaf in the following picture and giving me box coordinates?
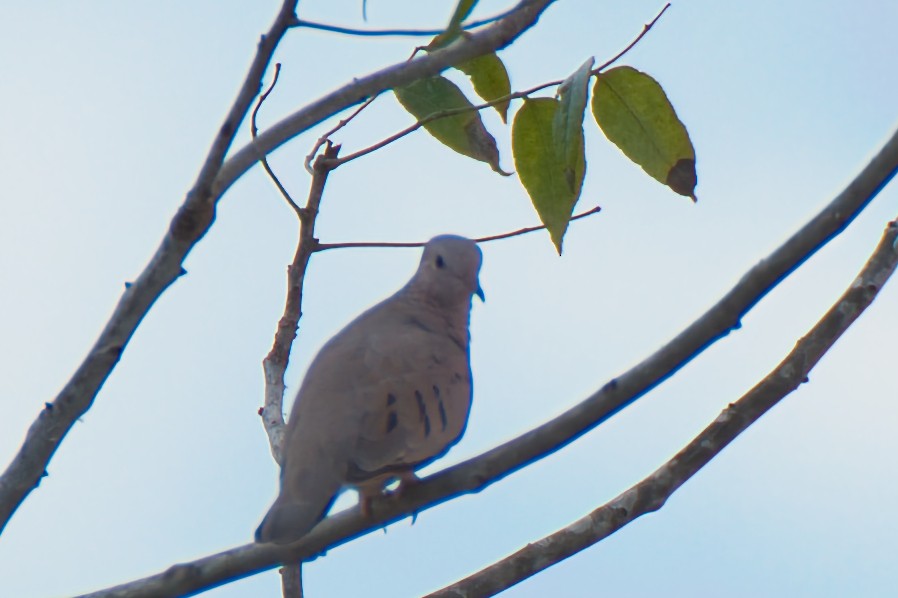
[592,66,697,200]
[395,75,507,175]
[429,0,479,49]
[554,58,593,192]
[447,0,478,34]
[455,52,511,123]
[512,98,586,254]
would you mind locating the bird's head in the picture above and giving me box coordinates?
[412,235,484,306]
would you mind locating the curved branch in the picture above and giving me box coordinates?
[0,0,301,537]
[78,128,898,598]
[251,63,302,216]
[313,204,602,251]
[428,218,898,597]
[292,5,519,37]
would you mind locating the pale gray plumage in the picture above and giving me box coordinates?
[255,235,483,545]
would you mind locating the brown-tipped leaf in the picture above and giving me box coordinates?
[592,66,697,200]
[395,75,507,174]
[512,98,586,254]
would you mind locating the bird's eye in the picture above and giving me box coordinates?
[435,255,445,269]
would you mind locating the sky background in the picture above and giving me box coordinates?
[2,1,898,596]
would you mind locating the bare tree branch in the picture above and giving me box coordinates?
[78,128,898,598]
[593,2,670,72]
[291,5,519,37]
[251,63,302,216]
[304,95,378,174]
[313,204,602,251]
[0,0,301,536]
[260,144,339,464]
[427,217,898,598]
[0,0,556,539]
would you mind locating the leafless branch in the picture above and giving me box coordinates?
[290,5,519,37]
[77,127,898,598]
[0,0,302,536]
[304,95,379,174]
[313,205,603,252]
[251,63,303,216]
[593,2,670,72]
[260,143,339,465]
[427,217,898,597]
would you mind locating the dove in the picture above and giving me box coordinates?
[255,235,484,545]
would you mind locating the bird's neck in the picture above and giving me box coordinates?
[400,289,472,349]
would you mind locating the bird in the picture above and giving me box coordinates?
[255,235,484,545]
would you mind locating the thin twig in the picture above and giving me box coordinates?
[304,94,379,174]
[428,217,898,598]
[76,125,898,598]
[593,2,670,72]
[251,63,303,215]
[260,143,340,464]
[326,3,672,169]
[313,205,603,252]
[290,6,518,37]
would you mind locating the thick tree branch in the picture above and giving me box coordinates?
[428,218,898,597]
[79,130,898,598]
[0,0,300,536]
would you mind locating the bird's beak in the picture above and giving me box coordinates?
[475,282,485,302]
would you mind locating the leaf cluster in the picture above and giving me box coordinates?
[394,31,697,253]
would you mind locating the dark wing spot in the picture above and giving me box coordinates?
[437,400,447,431]
[435,255,445,269]
[415,390,431,437]
[386,393,397,406]
[386,411,398,433]
[432,385,441,398]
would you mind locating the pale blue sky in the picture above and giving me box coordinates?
[2,1,898,596]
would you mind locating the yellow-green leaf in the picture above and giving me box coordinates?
[429,0,479,49]
[395,75,507,174]
[447,0,478,33]
[592,66,697,200]
[456,52,511,123]
[512,98,586,254]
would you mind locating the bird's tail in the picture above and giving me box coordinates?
[255,468,343,545]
